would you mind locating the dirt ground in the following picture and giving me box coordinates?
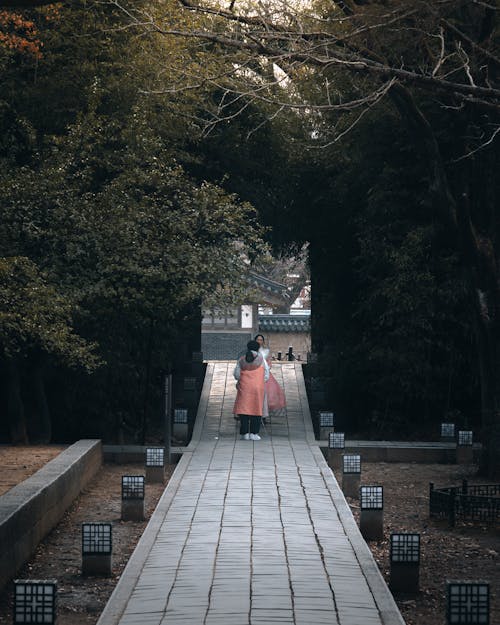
[0,459,172,625]
[335,462,499,625]
[0,445,66,496]
[0,449,498,625]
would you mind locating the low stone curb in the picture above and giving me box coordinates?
[295,365,406,625]
[0,439,102,590]
[96,364,214,625]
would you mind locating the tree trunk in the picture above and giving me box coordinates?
[33,360,51,443]
[473,305,500,477]
[141,318,154,446]
[457,182,500,478]
[7,361,28,444]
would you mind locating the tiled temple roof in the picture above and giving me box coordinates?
[259,314,310,332]
[248,272,290,301]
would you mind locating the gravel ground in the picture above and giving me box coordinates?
[335,462,499,625]
[0,449,498,625]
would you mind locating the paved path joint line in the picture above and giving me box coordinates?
[97,362,406,625]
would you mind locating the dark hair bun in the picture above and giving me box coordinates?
[245,340,260,362]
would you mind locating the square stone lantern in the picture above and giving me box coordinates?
[145,447,165,483]
[456,431,474,465]
[121,475,145,521]
[342,454,361,499]
[390,533,420,592]
[173,408,189,444]
[318,411,334,440]
[14,580,57,625]
[81,522,112,576]
[441,422,456,442]
[359,486,384,541]
[328,432,345,470]
[446,581,489,624]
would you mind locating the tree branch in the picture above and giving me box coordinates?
[441,18,500,68]
[150,1,500,111]
[153,20,500,108]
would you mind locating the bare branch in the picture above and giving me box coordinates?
[456,42,477,88]
[136,3,500,110]
[108,0,500,120]
[451,125,500,162]
[311,80,397,149]
[472,0,498,10]
[441,18,500,68]
[432,26,446,77]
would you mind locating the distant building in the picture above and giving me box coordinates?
[201,272,290,360]
[201,273,311,361]
[258,314,311,362]
[260,279,310,361]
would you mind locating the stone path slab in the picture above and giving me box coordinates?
[97,363,405,625]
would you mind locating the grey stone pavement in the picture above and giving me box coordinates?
[98,362,405,625]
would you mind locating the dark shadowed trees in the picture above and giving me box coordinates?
[0,0,266,443]
[120,0,500,474]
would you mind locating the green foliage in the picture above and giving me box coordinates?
[0,256,98,368]
[0,0,266,442]
[1,0,495,446]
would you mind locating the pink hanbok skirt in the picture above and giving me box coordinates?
[267,372,286,411]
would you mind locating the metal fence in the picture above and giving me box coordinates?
[429,480,500,526]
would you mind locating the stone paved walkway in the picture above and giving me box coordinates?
[98,362,405,625]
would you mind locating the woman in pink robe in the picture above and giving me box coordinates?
[255,334,286,413]
[233,340,269,440]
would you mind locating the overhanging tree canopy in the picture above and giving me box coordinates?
[111,0,500,475]
[0,0,268,444]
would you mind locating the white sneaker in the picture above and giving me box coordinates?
[250,434,261,441]
[241,433,250,440]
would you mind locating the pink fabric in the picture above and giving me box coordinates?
[267,372,286,411]
[233,365,265,416]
